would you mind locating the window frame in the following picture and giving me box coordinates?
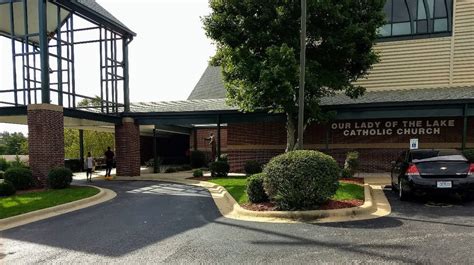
[378,0,453,41]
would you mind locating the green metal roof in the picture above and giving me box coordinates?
[131,86,474,113]
[186,65,474,105]
[57,0,136,36]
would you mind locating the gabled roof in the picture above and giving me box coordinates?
[187,66,226,100]
[182,65,474,112]
[131,86,474,113]
[58,0,136,37]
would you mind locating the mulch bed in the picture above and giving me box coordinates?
[339,178,364,185]
[15,187,47,195]
[188,176,212,181]
[242,199,364,211]
[318,199,364,210]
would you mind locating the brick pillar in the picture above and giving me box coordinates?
[27,104,64,185]
[115,117,141,176]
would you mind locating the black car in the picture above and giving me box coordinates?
[391,149,474,200]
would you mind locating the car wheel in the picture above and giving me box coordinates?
[399,179,411,201]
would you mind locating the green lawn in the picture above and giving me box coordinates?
[0,186,100,219]
[208,176,364,205]
[333,183,365,201]
[208,176,248,204]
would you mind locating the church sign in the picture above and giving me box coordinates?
[331,119,456,137]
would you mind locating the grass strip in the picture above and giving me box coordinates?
[0,186,100,219]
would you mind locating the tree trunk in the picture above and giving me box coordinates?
[286,114,296,152]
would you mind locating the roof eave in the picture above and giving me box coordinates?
[54,0,137,37]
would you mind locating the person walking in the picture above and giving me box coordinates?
[85,152,95,182]
[104,147,115,177]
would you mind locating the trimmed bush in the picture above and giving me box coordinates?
[0,170,4,179]
[193,169,203,177]
[264,150,340,210]
[165,167,178,173]
[48,167,73,189]
[179,165,192,171]
[64,159,82,172]
[145,157,163,170]
[340,168,352,179]
[244,160,262,175]
[463,149,474,162]
[218,154,228,162]
[4,167,33,190]
[344,151,360,176]
[209,160,230,178]
[190,151,206,168]
[0,158,9,171]
[246,173,268,203]
[0,181,16,196]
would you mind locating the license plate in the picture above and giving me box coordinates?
[437,181,452,188]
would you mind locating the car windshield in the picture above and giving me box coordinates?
[411,150,467,162]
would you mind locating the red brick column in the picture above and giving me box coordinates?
[115,117,141,176]
[27,104,64,185]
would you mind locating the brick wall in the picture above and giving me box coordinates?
[224,117,469,173]
[191,128,228,150]
[27,104,64,185]
[115,118,141,176]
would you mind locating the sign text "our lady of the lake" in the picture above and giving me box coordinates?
[331,119,456,137]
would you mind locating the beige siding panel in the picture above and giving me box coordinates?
[452,0,474,85]
[355,37,452,91]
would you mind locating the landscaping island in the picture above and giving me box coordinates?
[194,176,365,211]
[0,186,100,219]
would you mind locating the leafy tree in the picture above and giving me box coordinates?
[64,97,115,159]
[77,96,103,108]
[0,132,28,155]
[64,129,115,159]
[203,0,386,150]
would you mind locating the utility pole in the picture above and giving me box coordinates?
[297,0,307,150]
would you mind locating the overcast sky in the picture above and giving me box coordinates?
[0,0,215,134]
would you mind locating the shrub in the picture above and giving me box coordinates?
[165,167,178,173]
[9,155,27,169]
[264,150,340,210]
[209,160,230,178]
[0,170,4,179]
[0,158,9,171]
[344,151,360,176]
[4,167,33,190]
[0,181,16,197]
[190,151,206,168]
[64,159,82,172]
[193,169,203,177]
[218,154,228,162]
[340,168,353,179]
[244,160,262,175]
[48,167,73,189]
[145,158,162,172]
[179,165,192,171]
[246,173,268,203]
[463,149,474,162]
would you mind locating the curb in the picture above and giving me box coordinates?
[231,184,375,221]
[114,176,389,223]
[0,185,117,231]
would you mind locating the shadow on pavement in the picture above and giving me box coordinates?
[2,180,222,258]
[213,220,418,264]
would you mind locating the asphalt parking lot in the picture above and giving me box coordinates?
[1,180,473,264]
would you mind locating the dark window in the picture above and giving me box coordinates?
[379,0,452,38]
[408,149,463,162]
